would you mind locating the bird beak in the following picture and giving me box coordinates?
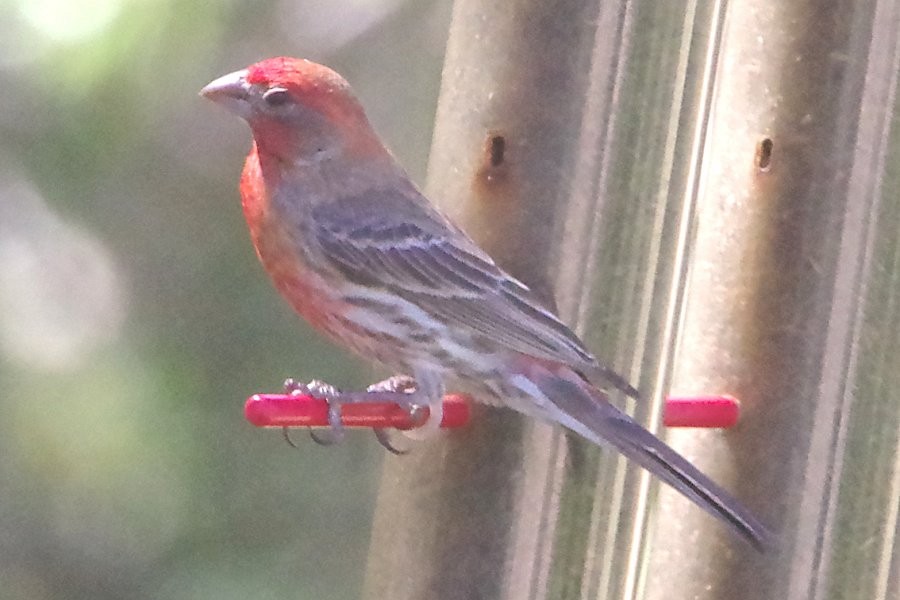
[200,69,251,117]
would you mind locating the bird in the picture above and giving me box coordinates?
[201,56,770,550]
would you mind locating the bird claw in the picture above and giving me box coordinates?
[282,378,346,448]
[373,428,408,455]
[367,376,420,453]
[282,427,299,448]
[279,375,431,452]
[367,375,430,436]
[309,426,344,447]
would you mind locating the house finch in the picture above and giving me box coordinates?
[201,57,769,549]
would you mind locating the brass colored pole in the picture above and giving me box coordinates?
[646,2,900,599]
[364,1,739,598]
[363,0,900,598]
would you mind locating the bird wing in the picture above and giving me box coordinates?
[311,190,637,396]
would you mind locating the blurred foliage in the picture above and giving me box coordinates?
[0,0,452,598]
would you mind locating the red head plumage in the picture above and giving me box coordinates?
[203,56,383,162]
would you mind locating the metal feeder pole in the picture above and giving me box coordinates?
[363,1,900,599]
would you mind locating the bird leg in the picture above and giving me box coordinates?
[281,375,430,453]
[283,378,345,447]
[365,375,425,454]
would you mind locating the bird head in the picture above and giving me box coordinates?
[201,57,382,163]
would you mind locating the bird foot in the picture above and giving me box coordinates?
[280,376,428,453]
[366,375,426,454]
[282,378,345,447]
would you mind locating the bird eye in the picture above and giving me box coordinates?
[263,87,291,107]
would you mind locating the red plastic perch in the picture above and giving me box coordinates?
[245,393,471,430]
[244,392,740,430]
[663,395,741,428]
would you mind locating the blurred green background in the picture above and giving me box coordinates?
[0,1,452,598]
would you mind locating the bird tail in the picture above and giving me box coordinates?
[515,362,772,551]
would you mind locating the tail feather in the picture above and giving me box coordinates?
[588,409,772,551]
[526,366,772,551]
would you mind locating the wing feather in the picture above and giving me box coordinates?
[311,190,635,395]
